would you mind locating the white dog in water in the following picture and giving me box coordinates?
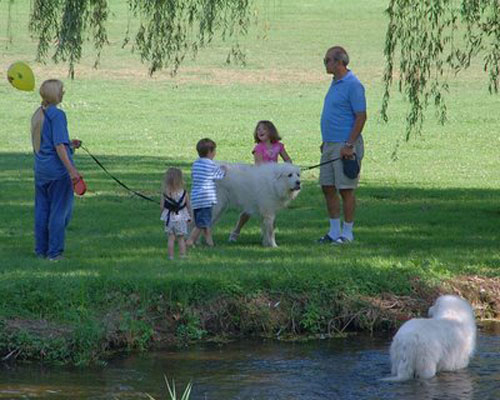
[212,162,301,247]
[385,295,476,381]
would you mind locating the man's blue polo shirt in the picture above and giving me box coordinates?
[320,70,366,143]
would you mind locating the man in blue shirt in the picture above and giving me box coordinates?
[318,46,367,244]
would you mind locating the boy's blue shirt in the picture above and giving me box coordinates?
[34,105,73,180]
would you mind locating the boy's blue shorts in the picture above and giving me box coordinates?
[194,207,212,228]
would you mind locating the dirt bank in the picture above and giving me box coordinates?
[1,276,498,365]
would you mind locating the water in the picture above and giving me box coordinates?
[1,329,499,399]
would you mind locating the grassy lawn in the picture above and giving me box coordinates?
[0,0,499,363]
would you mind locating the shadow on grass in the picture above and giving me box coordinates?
[1,152,499,279]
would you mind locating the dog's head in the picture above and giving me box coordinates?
[428,295,475,324]
[275,163,301,196]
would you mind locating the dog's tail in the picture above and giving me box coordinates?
[381,340,417,382]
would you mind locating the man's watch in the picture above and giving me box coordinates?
[344,142,354,149]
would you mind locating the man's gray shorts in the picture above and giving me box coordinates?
[319,136,364,189]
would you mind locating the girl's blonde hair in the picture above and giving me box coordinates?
[162,168,185,195]
[31,79,64,154]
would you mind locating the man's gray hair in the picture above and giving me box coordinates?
[329,46,349,66]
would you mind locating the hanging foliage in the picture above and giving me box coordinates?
[28,0,109,79]
[25,0,251,78]
[128,0,250,75]
[5,0,14,46]
[382,0,499,139]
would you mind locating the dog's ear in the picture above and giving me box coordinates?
[274,171,284,181]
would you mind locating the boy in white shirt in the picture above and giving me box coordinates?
[186,138,226,247]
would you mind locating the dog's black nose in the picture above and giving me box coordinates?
[295,181,301,186]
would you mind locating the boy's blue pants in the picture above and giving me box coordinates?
[34,175,74,258]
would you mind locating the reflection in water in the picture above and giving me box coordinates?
[389,370,475,400]
[0,330,499,399]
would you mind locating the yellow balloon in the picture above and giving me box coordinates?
[7,61,35,91]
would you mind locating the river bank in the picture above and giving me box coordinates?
[1,275,498,365]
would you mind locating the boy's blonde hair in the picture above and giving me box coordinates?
[40,79,64,106]
[31,79,64,154]
[162,168,184,195]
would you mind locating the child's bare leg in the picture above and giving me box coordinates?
[230,212,250,241]
[204,228,214,247]
[178,236,187,257]
[167,234,176,259]
[187,227,201,246]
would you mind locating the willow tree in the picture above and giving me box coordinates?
[6,0,500,135]
[382,0,500,139]
[26,0,251,78]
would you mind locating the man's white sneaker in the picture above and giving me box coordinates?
[332,236,353,245]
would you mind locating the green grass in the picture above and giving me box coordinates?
[0,0,499,363]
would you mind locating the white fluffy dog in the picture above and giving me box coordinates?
[385,295,476,381]
[213,162,301,247]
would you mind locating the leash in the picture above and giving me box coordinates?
[80,144,159,204]
[300,156,342,171]
[80,143,343,201]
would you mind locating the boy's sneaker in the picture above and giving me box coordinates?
[228,231,239,242]
[49,255,65,262]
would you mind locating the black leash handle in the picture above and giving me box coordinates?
[300,156,342,171]
[80,144,159,204]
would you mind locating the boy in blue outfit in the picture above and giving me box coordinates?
[31,79,82,261]
[186,138,227,247]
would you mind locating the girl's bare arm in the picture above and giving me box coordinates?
[185,193,193,221]
[280,148,292,163]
